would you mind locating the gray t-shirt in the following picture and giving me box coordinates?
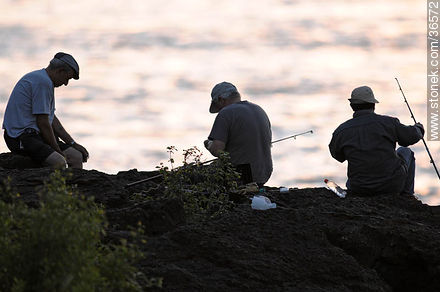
[2,69,55,138]
[208,100,273,184]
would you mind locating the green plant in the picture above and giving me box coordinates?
[157,146,240,221]
[0,170,145,292]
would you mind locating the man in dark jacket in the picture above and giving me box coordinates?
[329,86,424,195]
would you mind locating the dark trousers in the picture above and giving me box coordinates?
[396,146,416,195]
[4,129,69,164]
[346,146,415,195]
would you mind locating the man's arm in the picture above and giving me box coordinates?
[329,134,345,163]
[205,139,226,157]
[36,114,63,155]
[395,119,424,147]
[206,111,228,157]
[52,115,89,162]
[52,115,74,144]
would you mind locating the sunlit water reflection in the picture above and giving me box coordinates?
[0,0,438,204]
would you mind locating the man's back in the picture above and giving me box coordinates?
[209,101,272,184]
[3,69,54,138]
[329,110,421,193]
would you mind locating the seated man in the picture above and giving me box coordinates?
[204,81,273,186]
[2,52,89,168]
[329,86,424,196]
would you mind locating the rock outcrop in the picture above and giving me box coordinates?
[1,152,440,291]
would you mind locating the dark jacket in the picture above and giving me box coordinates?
[329,110,422,194]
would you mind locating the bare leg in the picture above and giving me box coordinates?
[44,151,67,168]
[63,147,83,169]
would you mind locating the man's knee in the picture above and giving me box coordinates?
[64,147,83,168]
[397,146,414,158]
[397,146,415,168]
[44,152,67,168]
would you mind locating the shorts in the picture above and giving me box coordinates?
[4,129,71,164]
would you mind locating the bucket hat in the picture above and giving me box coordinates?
[349,86,379,104]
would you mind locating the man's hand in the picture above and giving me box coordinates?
[204,139,213,150]
[72,143,89,162]
[415,122,425,137]
[52,115,89,162]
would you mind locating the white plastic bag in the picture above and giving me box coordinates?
[251,195,277,210]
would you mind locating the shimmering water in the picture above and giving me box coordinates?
[1,0,439,204]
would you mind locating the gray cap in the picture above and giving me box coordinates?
[349,86,379,104]
[209,81,238,113]
[54,52,79,80]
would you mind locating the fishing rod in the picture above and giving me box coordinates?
[125,158,216,188]
[125,130,314,188]
[271,130,313,144]
[395,77,440,180]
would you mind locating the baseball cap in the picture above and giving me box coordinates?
[54,52,79,80]
[348,86,379,104]
[209,81,238,113]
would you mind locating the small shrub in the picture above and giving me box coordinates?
[156,146,240,221]
[0,170,144,292]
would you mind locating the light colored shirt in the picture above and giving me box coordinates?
[2,69,55,138]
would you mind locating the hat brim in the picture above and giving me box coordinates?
[209,100,220,113]
[348,98,379,104]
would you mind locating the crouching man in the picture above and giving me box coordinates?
[2,52,89,168]
[204,82,273,187]
[329,86,423,196]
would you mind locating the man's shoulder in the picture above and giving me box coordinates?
[220,101,268,120]
[333,118,354,135]
[333,113,372,134]
[333,113,397,135]
[240,100,263,109]
[375,113,398,122]
[20,69,50,85]
[225,101,265,112]
[218,101,245,115]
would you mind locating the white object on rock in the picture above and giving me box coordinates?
[251,195,277,210]
[279,187,289,193]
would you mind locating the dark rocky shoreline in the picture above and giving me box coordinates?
[1,152,440,291]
